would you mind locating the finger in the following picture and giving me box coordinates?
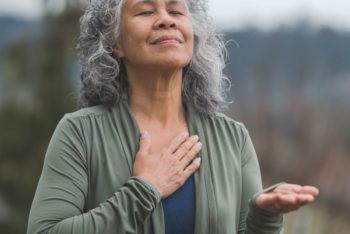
[277,194,317,207]
[275,194,299,205]
[183,157,201,178]
[258,193,297,208]
[173,135,199,159]
[275,184,302,193]
[256,193,302,213]
[180,142,202,167]
[272,188,296,195]
[167,131,189,153]
[257,193,290,207]
[298,186,319,196]
[257,192,317,214]
[295,194,315,203]
[275,184,319,197]
[274,195,313,213]
[138,131,151,155]
[274,194,316,213]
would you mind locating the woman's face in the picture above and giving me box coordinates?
[116,0,194,71]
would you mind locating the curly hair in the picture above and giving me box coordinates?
[77,0,230,114]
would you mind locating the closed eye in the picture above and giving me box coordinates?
[136,11,154,16]
[169,11,184,15]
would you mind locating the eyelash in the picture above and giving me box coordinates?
[136,11,184,16]
[170,11,183,15]
[137,11,154,16]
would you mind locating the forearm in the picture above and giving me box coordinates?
[244,198,284,234]
[241,183,285,234]
[27,177,160,234]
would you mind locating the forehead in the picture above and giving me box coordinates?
[128,0,186,7]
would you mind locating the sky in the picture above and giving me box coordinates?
[0,0,350,31]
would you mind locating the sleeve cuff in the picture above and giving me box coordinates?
[246,183,285,233]
[129,176,161,204]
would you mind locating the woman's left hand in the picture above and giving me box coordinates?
[255,183,319,214]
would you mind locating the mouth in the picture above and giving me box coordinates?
[151,35,183,45]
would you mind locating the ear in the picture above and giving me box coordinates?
[113,43,125,59]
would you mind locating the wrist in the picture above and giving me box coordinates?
[134,175,163,200]
[253,182,287,214]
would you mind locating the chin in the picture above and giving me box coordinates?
[160,60,189,69]
[153,54,191,69]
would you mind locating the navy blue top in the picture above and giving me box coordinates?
[161,175,196,234]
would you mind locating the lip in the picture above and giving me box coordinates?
[151,35,183,45]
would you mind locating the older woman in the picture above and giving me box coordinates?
[27,0,319,233]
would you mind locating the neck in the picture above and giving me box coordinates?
[127,68,186,128]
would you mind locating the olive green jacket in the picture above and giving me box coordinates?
[27,99,283,234]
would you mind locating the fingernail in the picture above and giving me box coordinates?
[192,135,199,141]
[183,132,189,138]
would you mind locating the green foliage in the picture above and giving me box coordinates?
[0,6,82,234]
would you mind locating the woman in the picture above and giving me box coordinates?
[27,0,319,233]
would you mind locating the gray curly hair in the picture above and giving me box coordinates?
[77,0,230,114]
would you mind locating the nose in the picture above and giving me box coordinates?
[154,11,177,29]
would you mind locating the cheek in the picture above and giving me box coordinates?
[120,20,149,49]
[189,33,194,50]
[186,33,194,59]
[184,23,194,51]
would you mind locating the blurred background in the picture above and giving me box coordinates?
[0,0,349,233]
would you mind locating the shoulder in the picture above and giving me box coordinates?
[212,112,245,127]
[64,104,111,120]
[54,104,114,135]
[206,111,249,135]
[198,111,250,148]
[60,104,117,126]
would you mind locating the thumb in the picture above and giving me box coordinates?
[138,131,151,155]
[256,193,277,206]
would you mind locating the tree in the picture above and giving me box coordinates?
[0,3,83,233]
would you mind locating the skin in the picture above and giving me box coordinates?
[115,0,319,214]
[256,183,319,213]
[116,0,198,198]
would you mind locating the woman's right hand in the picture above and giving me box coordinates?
[133,131,202,198]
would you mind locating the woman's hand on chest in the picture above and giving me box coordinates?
[133,131,202,198]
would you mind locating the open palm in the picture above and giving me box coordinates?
[256,183,319,214]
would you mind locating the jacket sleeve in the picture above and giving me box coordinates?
[27,115,161,234]
[237,126,283,234]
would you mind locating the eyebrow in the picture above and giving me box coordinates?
[134,0,184,3]
[167,0,186,7]
[132,0,185,8]
[167,0,184,4]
